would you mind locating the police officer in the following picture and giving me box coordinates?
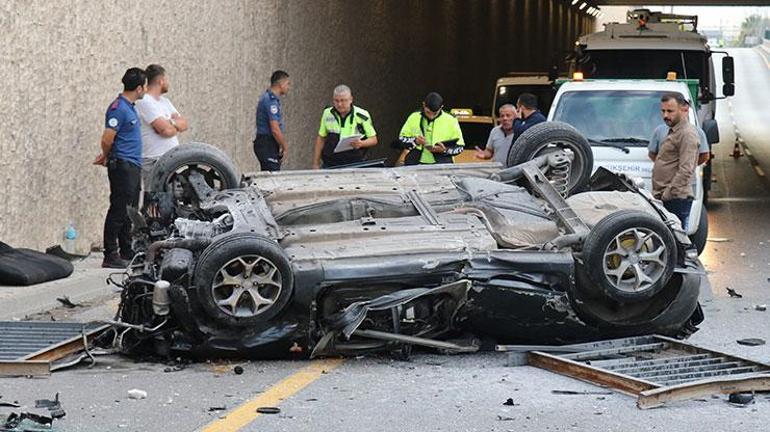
[395,92,464,165]
[93,68,147,268]
[313,85,377,169]
[254,70,290,171]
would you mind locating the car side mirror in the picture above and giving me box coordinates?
[702,119,720,145]
[722,56,734,84]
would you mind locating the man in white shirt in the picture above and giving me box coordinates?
[475,104,516,164]
[135,64,188,188]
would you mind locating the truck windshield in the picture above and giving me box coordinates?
[459,122,494,149]
[579,50,707,92]
[552,90,671,146]
[495,85,556,115]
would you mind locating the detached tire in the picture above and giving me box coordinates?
[580,210,677,304]
[147,142,240,194]
[506,121,594,195]
[194,233,293,327]
[689,209,708,256]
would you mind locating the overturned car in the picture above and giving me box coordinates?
[114,122,704,359]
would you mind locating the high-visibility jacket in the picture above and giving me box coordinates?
[318,105,376,167]
[398,110,464,164]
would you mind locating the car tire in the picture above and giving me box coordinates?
[194,232,293,327]
[506,121,594,196]
[580,210,677,304]
[689,209,708,256]
[147,142,241,194]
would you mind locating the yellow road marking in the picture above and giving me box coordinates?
[754,165,766,177]
[201,358,344,432]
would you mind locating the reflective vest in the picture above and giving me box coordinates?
[318,105,376,167]
[398,111,464,164]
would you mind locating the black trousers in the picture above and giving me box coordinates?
[103,159,141,255]
[253,135,282,171]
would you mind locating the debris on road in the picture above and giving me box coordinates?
[706,237,731,243]
[755,304,767,312]
[502,398,519,406]
[0,321,108,377]
[54,297,82,309]
[728,392,755,405]
[256,407,280,414]
[526,334,770,409]
[208,406,227,412]
[551,390,613,396]
[726,287,743,298]
[34,393,65,420]
[127,389,147,400]
[233,365,244,375]
[736,338,765,346]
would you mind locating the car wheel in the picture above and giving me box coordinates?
[194,233,293,327]
[147,142,241,211]
[689,209,708,256]
[506,121,594,196]
[580,210,676,304]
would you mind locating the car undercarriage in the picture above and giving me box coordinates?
[110,122,705,360]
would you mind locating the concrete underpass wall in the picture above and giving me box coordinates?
[0,0,592,250]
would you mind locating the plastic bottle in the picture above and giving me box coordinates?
[64,222,77,254]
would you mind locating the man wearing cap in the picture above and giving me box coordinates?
[254,70,290,171]
[652,93,699,229]
[93,68,147,268]
[313,85,378,169]
[395,92,465,165]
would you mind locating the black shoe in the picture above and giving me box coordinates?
[120,250,135,261]
[102,253,129,269]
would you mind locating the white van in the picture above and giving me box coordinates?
[548,78,709,253]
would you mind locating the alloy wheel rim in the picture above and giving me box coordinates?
[211,255,282,317]
[602,227,667,294]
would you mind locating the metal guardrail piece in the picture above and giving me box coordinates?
[526,334,770,409]
[0,321,106,376]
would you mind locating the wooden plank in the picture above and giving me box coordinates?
[0,360,50,377]
[527,351,659,395]
[23,324,109,362]
[637,373,770,409]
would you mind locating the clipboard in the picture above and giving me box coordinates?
[334,134,363,153]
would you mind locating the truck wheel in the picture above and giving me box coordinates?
[147,142,241,208]
[506,121,593,195]
[580,210,676,304]
[689,209,708,256]
[194,233,293,327]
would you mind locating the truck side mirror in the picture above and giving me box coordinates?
[722,83,735,97]
[722,56,734,84]
[702,119,720,145]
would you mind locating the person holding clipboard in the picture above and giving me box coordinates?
[313,85,378,169]
[395,92,465,165]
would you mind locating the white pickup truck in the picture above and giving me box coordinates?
[547,78,709,254]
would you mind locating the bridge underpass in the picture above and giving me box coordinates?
[4,2,770,431]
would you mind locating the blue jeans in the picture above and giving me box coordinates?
[663,198,693,230]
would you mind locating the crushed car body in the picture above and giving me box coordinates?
[112,122,705,359]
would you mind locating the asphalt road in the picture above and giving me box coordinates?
[5,48,770,432]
